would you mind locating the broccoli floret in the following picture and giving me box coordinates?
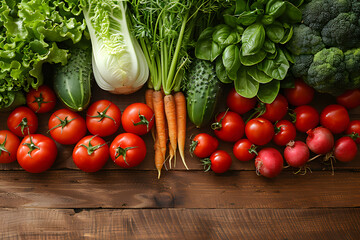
[306,48,349,95]
[291,55,313,78]
[321,12,360,50]
[345,48,360,88]
[287,24,325,55]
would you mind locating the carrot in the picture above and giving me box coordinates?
[168,141,174,169]
[164,94,177,168]
[174,91,188,170]
[153,90,166,161]
[145,88,155,141]
[154,135,163,179]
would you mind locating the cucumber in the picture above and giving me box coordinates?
[53,47,92,112]
[186,59,221,128]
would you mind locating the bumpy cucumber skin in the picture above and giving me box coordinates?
[53,47,92,112]
[186,59,221,128]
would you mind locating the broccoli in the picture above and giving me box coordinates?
[287,25,324,55]
[291,55,313,78]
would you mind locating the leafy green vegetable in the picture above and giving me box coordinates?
[234,67,259,98]
[242,23,266,56]
[223,45,241,80]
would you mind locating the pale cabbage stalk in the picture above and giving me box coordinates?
[82,0,149,94]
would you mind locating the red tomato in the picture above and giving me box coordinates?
[245,118,274,146]
[86,100,121,137]
[17,134,57,173]
[233,139,256,162]
[0,130,20,163]
[72,135,109,172]
[284,79,315,106]
[190,133,219,158]
[336,89,360,109]
[26,85,56,113]
[7,106,38,137]
[320,104,350,134]
[226,88,257,114]
[333,136,358,162]
[48,109,87,145]
[213,111,245,142]
[122,103,154,135]
[203,150,232,174]
[346,120,360,144]
[293,105,319,133]
[110,133,146,168]
[259,94,288,123]
[273,120,296,146]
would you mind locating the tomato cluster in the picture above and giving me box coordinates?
[1,86,155,173]
[191,80,360,177]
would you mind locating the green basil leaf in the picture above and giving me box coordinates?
[236,10,258,26]
[258,0,270,4]
[267,50,277,59]
[261,15,274,25]
[195,38,212,61]
[242,23,266,56]
[213,25,241,46]
[257,80,280,103]
[287,0,304,7]
[279,2,302,24]
[223,15,239,28]
[266,22,285,43]
[240,49,267,66]
[235,67,259,98]
[216,57,233,83]
[210,41,224,62]
[235,0,247,14]
[223,45,241,80]
[198,27,215,41]
[263,39,276,54]
[258,48,289,80]
[266,1,286,18]
[279,25,293,44]
[251,2,264,10]
[282,48,295,63]
[247,67,273,83]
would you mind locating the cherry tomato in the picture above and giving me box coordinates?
[122,103,154,135]
[255,148,283,178]
[110,133,146,168]
[226,88,257,114]
[72,135,109,172]
[17,134,57,173]
[273,120,297,146]
[233,139,256,162]
[48,109,87,145]
[284,79,315,106]
[203,150,232,174]
[346,120,360,144]
[293,105,319,133]
[190,133,218,158]
[259,94,288,123]
[245,118,274,146]
[336,89,360,109]
[320,104,350,134]
[26,85,56,113]
[86,100,121,137]
[0,130,20,163]
[333,136,358,162]
[212,111,245,142]
[7,106,38,137]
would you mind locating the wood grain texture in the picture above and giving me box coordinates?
[0,170,359,209]
[0,208,359,240]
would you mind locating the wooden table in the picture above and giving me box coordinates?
[0,85,359,239]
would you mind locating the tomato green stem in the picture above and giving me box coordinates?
[79,136,107,156]
[0,135,10,157]
[48,115,77,133]
[115,146,138,166]
[23,135,40,157]
[16,117,29,136]
[88,104,117,125]
[31,93,52,113]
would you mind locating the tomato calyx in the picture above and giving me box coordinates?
[288,110,297,123]
[201,158,212,172]
[211,109,229,130]
[31,93,52,113]
[246,103,266,122]
[0,135,10,156]
[248,144,258,156]
[79,136,107,156]
[114,146,138,166]
[48,115,76,133]
[347,132,359,142]
[189,140,198,157]
[23,136,40,157]
[16,117,30,136]
[88,104,117,126]
[132,111,153,132]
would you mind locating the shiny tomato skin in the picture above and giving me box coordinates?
[110,133,146,168]
[86,100,121,137]
[245,118,274,146]
[213,111,245,142]
[191,133,218,158]
[233,139,256,162]
[122,103,154,135]
[7,106,38,137]
[48,109,87,145]
[284,79,315,106]
[17,134,57,173]
[72,136,109,172]
[336,89,360,109]
[0,130,20,163]
[273,120,297,146]
[320,104,350,134]
[209,150,232,174]
[346,120,360,144]
[293,105,319,133]
[333,136,358,162]
[260,94,288,123]
[26,85,56,113]
[226,88,257,114]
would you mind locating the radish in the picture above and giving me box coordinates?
[284,141,310,167]
[333,136,358,162]
[306,127,334,155]
[255,148,283,178]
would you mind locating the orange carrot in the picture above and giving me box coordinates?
[154,135,163,179]
[164,94,177,168]
[174,91,188,170]
[153,90,166,162]
[168,141,174,169]
[145,88,155,141]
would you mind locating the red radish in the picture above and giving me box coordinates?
[255,148,283,178]
[333,136,358,162]
[306,127,334,155]
[284,141,310,167]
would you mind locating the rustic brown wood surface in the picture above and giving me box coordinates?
[0,85,359,239]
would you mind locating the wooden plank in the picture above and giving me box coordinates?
[0,170,359,209]
[0,208,359,240]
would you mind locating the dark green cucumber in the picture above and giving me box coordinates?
[186,59,221,128]
[53,47,92,112]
